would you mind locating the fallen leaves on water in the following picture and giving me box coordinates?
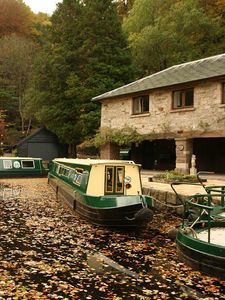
[0,178,224,299]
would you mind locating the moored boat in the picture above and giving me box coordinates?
[172,180,225,279]
[48,158,154,228]
[0,157,48,177]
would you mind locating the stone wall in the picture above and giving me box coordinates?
[100,78,225,138]
[100,143,120,159]
[142,187,184,215]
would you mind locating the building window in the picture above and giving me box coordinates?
[172,89,194,109]
[132,95,149,114]
[222,83,225,104]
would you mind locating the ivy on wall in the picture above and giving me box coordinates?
[79,126,154,149]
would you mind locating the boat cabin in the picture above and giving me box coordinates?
[0,157,48,177]
[51,158,143,197]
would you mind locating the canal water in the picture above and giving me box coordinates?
[0,178,224,299]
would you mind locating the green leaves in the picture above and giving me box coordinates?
[28,0,134,146]
[80,126,148,149]
[124,0,225,75]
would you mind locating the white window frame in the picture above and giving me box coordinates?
[21,160,35,169]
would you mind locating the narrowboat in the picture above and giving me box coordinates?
[48,158,154,228]
[0,157,48,177]
[172,179,225,279]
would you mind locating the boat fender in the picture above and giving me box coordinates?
[168,227,178,240]
[134,207,154,222]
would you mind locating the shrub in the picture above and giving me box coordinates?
[153,170,197,183]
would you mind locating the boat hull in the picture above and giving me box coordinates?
[49,176,154,228]
[176,225,225,280]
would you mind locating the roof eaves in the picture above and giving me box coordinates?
[92,53,225,102]
[17,127,44,146]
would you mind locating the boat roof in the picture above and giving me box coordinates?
[53,158,138,166]
[0,157,42,160]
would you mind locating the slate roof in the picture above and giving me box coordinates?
[17,127,58,146]
[93,53,225,101]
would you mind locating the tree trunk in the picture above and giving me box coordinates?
[68,144,77,158]
[26,117,32,136]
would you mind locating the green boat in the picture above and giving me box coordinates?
[172,179,225,279]
[0,157,48,177]
[48,158,154,228]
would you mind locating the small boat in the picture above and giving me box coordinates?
[0,157,48,177]
[48,158,154,227]
[171,174,225,279]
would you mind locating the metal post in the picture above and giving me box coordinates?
[221,187,225,207]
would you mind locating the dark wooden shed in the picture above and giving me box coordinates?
[17,127,68,160]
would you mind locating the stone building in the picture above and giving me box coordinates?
[93,54,225,174]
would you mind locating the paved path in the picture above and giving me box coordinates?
[141,171,225,197]
[140,171,225,209]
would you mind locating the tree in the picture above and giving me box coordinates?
[28,0,134,153]
[0,34,37,132]
[31,12,51,46]
[115,0,135,19]
[0,0,33,37]
[0,1,51,144]
[0,109,6,151]
[199,0,225,19]
[123,0,225,75]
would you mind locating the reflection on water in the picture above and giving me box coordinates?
[87,252,139,279]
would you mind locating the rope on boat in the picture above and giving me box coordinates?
[140,195,148,208]
[212,215,225,221]
[182,227,198,239]
[150,196,184,209]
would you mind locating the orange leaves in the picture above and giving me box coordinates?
[0,178,224,299]
[0,0,34,37]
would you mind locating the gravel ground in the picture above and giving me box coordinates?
[0,178,224,300]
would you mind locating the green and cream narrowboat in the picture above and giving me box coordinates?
[48,158,154,228]
[0,157,48,177]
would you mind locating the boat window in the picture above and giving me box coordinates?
[105,167,114,193]
[56,165,60,174]
[21,160,34,168]
[116,167,125,193]
[63,168,69,177]
[105,166,125,194]
[75,168,84,174]
[56,165,64,175]
[3,160,13,169]
[74,174,82,185]
[73,170,83,186]
[70,171,76,180]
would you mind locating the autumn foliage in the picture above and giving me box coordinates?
[0,0,33,37]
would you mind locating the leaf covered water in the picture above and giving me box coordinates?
[0,178,224,299]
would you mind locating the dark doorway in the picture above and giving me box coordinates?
[193,138,225,173]
[131,139,176,170]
